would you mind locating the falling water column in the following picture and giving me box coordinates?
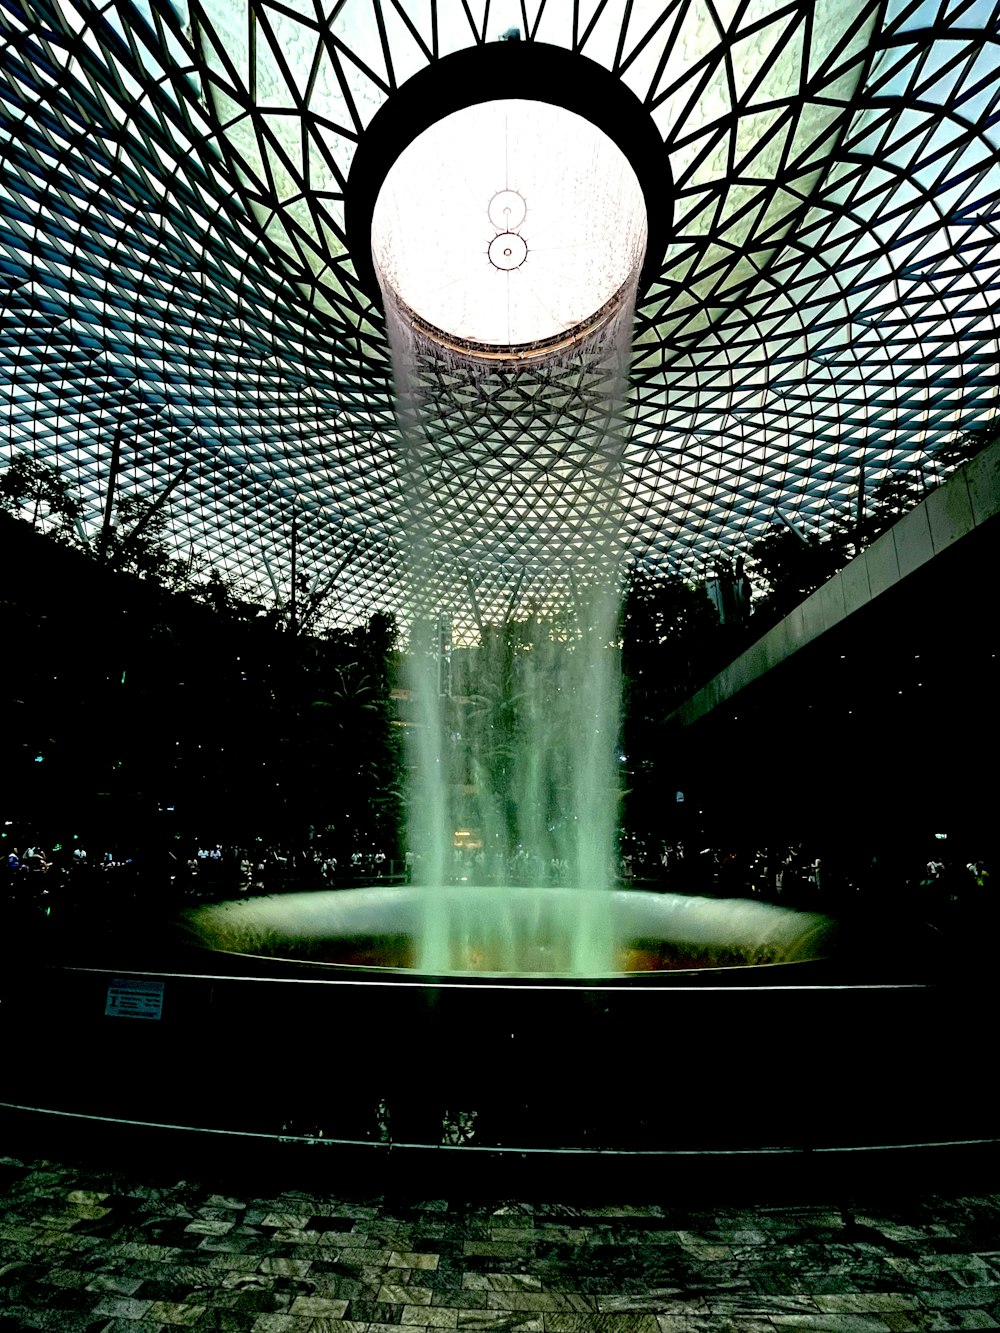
[372,99,647,972]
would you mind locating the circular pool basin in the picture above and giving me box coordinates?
[180,884,837,977]
[4,884,986,1161]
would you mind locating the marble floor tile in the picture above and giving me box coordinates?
[915,1288,1000,1310]
[90,1294,155,1320]
[463,1273,543,1291]
[381,1284,435,1305]
[400,1304,461,1326]
[543,1315,660,1333]
[391,1251,443,1270]
[3,1151,1000,1333]
[145,1299,207,1324]
[770,1316,910,1332]
[813,1294,925,1312]
[456,1315,543,1332]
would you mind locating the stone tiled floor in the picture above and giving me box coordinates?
[3,1146,1000,1333]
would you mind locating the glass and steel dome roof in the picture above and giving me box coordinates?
[0,0,997,630]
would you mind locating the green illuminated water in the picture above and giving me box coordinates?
[382,269,638,975]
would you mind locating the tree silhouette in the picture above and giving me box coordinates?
[0,454,82,539]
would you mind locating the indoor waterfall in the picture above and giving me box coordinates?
[380,278,641,968]
[371,97,648,973]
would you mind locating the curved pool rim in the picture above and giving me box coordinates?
[0,885,986,1166]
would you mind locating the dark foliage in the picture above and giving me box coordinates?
[0,453,82,539]
[1,514,402,862]
[619,566,730,853]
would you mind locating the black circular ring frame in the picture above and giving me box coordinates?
[347,41,672,312]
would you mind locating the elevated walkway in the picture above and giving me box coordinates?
[671,438,1000,728]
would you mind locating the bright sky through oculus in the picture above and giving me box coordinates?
[371,101,648,350]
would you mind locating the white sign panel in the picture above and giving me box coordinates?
[105,978,164,1020]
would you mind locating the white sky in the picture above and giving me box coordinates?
[370,100,648,348]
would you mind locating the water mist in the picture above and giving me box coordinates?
[372,98,647,974]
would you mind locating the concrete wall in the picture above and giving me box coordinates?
[672,437,1000,727]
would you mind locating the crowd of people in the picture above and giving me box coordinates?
[0,832,407,928]
[3,822,992,937]
[623,834,992,911]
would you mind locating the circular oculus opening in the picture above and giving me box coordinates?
[371,99,647,352]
